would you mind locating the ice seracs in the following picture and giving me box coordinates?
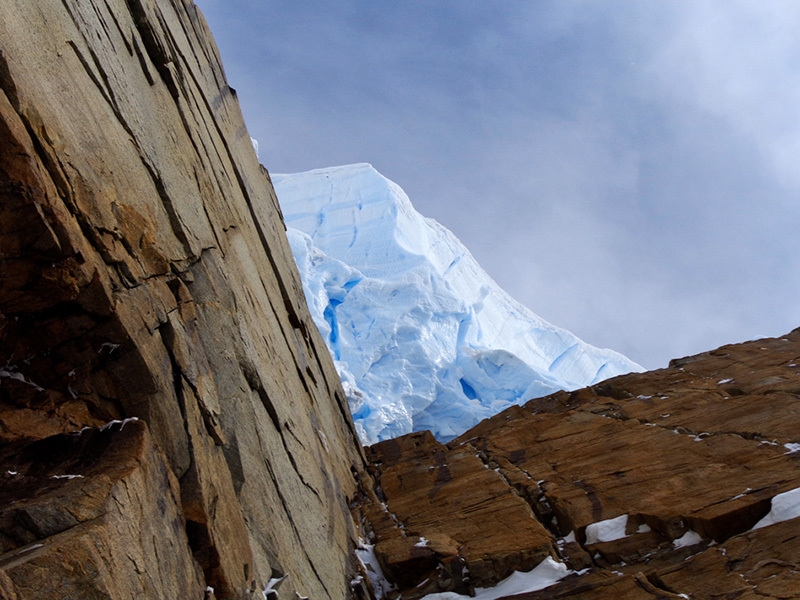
[274,163,641,444]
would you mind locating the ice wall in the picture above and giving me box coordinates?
[274,164,641,443]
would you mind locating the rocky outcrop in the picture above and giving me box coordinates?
[0,1,367,598]
[362,329,800,598]
[0,420,205,599]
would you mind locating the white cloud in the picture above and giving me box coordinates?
[196,0,800,368]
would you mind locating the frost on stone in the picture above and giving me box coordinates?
[274,164,642,444]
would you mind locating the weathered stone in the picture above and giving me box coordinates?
[361,330,800,597]
[365,431,557,596]
[0,1,367,598]
[0,420,206,599]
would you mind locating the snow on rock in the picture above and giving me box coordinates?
[354,541,395,598]
[585,514,629,544]
[753,487,800,529]
[262,574,286,600]
[274,164,641,443]
[672,530,703,548]
[420,557,573,600]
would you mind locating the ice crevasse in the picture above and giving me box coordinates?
[273,163,641,444]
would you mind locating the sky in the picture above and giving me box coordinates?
[193,0,800,370]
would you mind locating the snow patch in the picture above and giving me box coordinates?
[0,369,44,391]
[98,342,120,354]
[783,443,800,454]
[673,530,703,548]
[585,514,628,544]
[99,417,139,432]
[753,487,800,529]
[317,429,329,453]
[355,540,395,598]
[420,557,572,600]
[262,575,286,599]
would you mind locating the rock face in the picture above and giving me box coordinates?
[362,329,800,598]
[3,1,799,599]
[0,1,366,599]
[0,420,205,599]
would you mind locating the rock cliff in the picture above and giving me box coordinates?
[0,1,367,598]
[3,2,799,600]
[362,329,800,598]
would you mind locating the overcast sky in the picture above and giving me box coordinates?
[194,0,800,369]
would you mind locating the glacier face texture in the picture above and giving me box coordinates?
[273,164,641,443]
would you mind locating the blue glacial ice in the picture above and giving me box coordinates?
[273,163,641,444]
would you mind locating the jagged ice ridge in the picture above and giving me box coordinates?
[273,164,641,444]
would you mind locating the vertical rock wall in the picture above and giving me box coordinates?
[0,1,365,598]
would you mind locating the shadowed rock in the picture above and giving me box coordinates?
[0,420,205,599]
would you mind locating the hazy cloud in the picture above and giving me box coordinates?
[196,0,800,368]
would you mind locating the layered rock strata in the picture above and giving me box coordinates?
[0,1,366,598]
[362,329,800,598]
[0,420,205,599]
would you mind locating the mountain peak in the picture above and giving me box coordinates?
[274,165,641,443]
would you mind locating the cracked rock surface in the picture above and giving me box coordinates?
[361,329,800,599]
[0,1,366,598]
[0,420,205,599]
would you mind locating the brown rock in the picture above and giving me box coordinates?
[365,431,557,596]
[360,330,800,597]
[0,1,367,598]
[0,420,206,599]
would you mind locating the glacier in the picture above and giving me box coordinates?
[273,163,641,444]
